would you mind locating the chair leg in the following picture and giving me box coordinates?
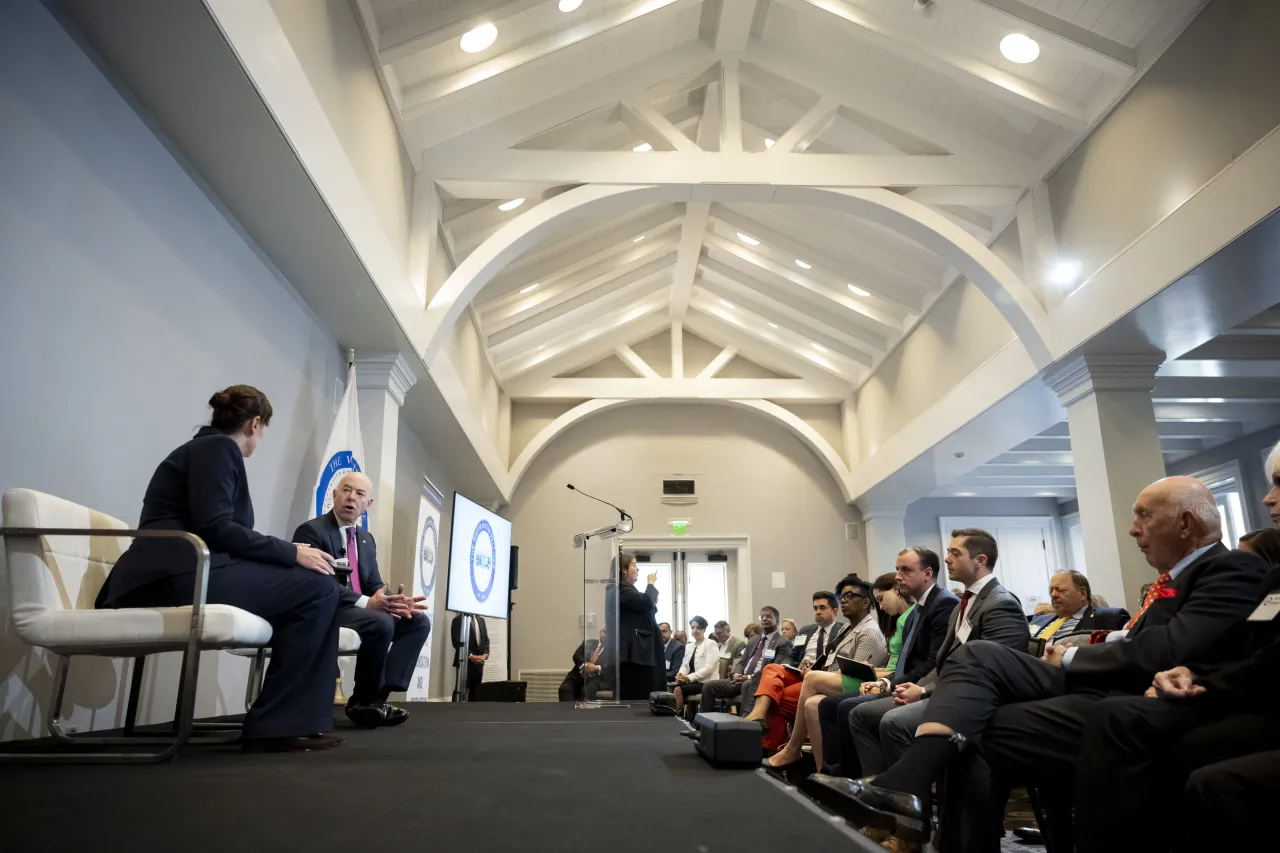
[123,656,146,736]
[46,655,75,743]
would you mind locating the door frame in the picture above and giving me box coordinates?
[938,516,1063,611]
[622,536,751,637]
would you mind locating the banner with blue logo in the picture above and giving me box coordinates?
[314,365,367,528]
[406,489,441,701]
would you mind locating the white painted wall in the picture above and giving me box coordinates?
[0,0,344,739]
[448,314,503,447]
[504,404,866,677]
[903,497,1064,568]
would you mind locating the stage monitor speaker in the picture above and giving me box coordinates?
[649,691,677,715]
[509,545,519,591]
[688,712,761,768]
[473,681,526,702]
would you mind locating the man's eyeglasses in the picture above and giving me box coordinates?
[838,590,867,602]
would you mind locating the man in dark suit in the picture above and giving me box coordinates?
[786,591,844,667]
[819,546,958,777]
[1029,570,1128,644]
[847,530,1029,779]
[695,606,793,715]
[659,622,684,681]
[559,629,606,701]
[451,612,490,700]
[293,472,430,729]
[810,476,1269,851]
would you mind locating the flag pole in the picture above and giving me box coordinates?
[347,348,356,369]
[335,348,357,706]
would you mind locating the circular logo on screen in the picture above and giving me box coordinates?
[418,516,437,598]
[470,519,497,603]
[316,450,367,530]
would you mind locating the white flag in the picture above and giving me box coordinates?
[314,365,367,529]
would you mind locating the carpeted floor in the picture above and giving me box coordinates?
[0,702,875,853]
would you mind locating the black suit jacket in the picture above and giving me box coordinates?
[292,511,385,607]
[611,582,661,666]
[892,585,960,688]
[450,613,491,667]
[1066,544,1269,693]
[663,639,685,680]
[1030,604,1130,637]
[99,426,295,606]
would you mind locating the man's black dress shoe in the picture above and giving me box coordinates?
[1012,826,1043,844]
[242,734,344,753]
[382,704,409,727]
[801,774,928,842]
[346,701,387,728]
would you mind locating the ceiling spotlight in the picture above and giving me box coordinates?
[498,198,524,211]
[812,342,828,352]
[633,235,645,243]
[536,345,546,351]
[768,322,779,328]
[795,259,812,269]
[1205,397,1226,403]
[912,0,940,19]
[848,284,869,297]
[558,0,583,11]
[1050,259,1082,285]
[633,142,653,152]
[520,283,539,293]
[719,299,735,308]
[1036,492,1058,497]
[460,22,498,53]
[737,232,759,246]
[764,138,775,149]
[954,491,977,497]
[1000,33,1040,64]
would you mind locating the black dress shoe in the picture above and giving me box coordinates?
[242,734,344,753]
[801,774,928,842]
[763,752,816,784]
[381,704,409,727]
[345,701,386,729]
[1012,826,1043,843]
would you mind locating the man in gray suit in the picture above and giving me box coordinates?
[696,605,792,715]
[849,528,1029,775]
[788,591,843,666]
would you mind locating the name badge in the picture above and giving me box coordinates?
[956,621,973,644]
[793,634,808,647]
[1248,592,1280,622]
[719,650,732,660]
[763,648,776,662]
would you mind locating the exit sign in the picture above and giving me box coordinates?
[670,519,690,536]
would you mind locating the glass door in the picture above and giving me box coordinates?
[635,551,732,639]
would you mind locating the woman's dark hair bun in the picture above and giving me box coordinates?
[208,385,273,432]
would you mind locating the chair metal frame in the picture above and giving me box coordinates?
[0,526,248,764]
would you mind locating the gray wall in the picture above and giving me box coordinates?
[1168,426,1280,532]
[0,0,345,738]
[904,497,1064,560]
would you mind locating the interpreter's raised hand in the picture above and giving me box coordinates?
[647,572,658,586]
[1153,666,1205,699]
[295,544,336,575]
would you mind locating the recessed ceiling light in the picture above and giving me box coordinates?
[912,0,940,18]
[1050,259,1082,285]
[795,259,812,269]
[520,283,539,293]
[633,235,645,243]
[737,232,759,246]
[1000,33,1040,64]
[848,284,869,297]
[1205,397,1226,403]
[764,138,775,149]
[812,342,828,352]
[536,345,546,351]
[558,0,583,11]
[768,322,779,329]
[498,198,524,211]
[460,22,498,53]
[719,299,735,308]
[955,491,977,497]
[633,142,653,152]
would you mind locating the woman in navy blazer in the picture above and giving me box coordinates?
[98,385,344,752]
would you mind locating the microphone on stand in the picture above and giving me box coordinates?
[567,484,634,532]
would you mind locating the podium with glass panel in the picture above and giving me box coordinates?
[573,518,631,707]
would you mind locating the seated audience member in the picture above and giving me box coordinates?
[674,629,688,645]
[749,575,890,754]
[1030,570,1128,643]
[847,529,1028,786]
[97,385,343,753]
[1032,602,1054,616]
[693,607,791,716]
[765,577,890,768]
[559,629,607,702]
[819,548,957,779]
[780,619,798,642]
[296,476,431,725]
[810,476,1268,852]
[1091,594,1109,607]
[660,622,684,682]
[742,623,760,641]
[672,616,718,711]
[873,573,913,671]
[714,619,747,674]
[786,592,843,666]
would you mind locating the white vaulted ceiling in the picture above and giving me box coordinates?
[354,0,1205,410]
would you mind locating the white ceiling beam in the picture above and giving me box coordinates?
[672,319,685,378]
[779,0,1088,132]
[698,344,738,379]
[592,104,701,152]
[719,56,744,153]
[434,180,567,200]
[1036,421,1247,441]
[905,187,1025,208]
[510,376,843,402]
[619,100,700,153]
[770,96,839,154]
[1153,377,1280,403]
[425,149,1036,186]
[707,0,757,52]
[669,202,710,318]
[744,40,1043,174]
[1153,403,1280,423]
[615,345,661,379]
[1158,360,1280,380]
[500,300,671,383]
[400,0,700,120]
[378,0,547,65]
[682,310,853,391]
[696,78,721,151]
[963,0,1137,78]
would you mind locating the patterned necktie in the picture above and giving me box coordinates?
[814,626,826,660]
[1038,616,1068,640]
[745,638,765,675]
[1124,572,1172,630]
[346,526,362,595]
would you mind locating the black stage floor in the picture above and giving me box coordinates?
[0,702,869,853]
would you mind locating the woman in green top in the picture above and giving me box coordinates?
[873,572,915,671]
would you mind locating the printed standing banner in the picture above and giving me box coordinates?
[406,490,442,701]
[314,365,367,528]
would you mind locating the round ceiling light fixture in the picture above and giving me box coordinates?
[1000,33,1040,64]
[1050,259,1082,285]
[912,0,941,19]
[558,0,583,11]
[498,198,524,211]
[633,142,653,152]
[460,23,498,53]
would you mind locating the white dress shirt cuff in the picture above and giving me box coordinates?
[1062,646,1077,667]
[354,595,369,609]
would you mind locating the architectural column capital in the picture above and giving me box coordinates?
[855,500,908,522]
[1044,351,1165,408]
[355,352,417,406]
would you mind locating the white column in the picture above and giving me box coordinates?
[1046,352,1166,612]
[355,352,418,570]
[856,502,908,577]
